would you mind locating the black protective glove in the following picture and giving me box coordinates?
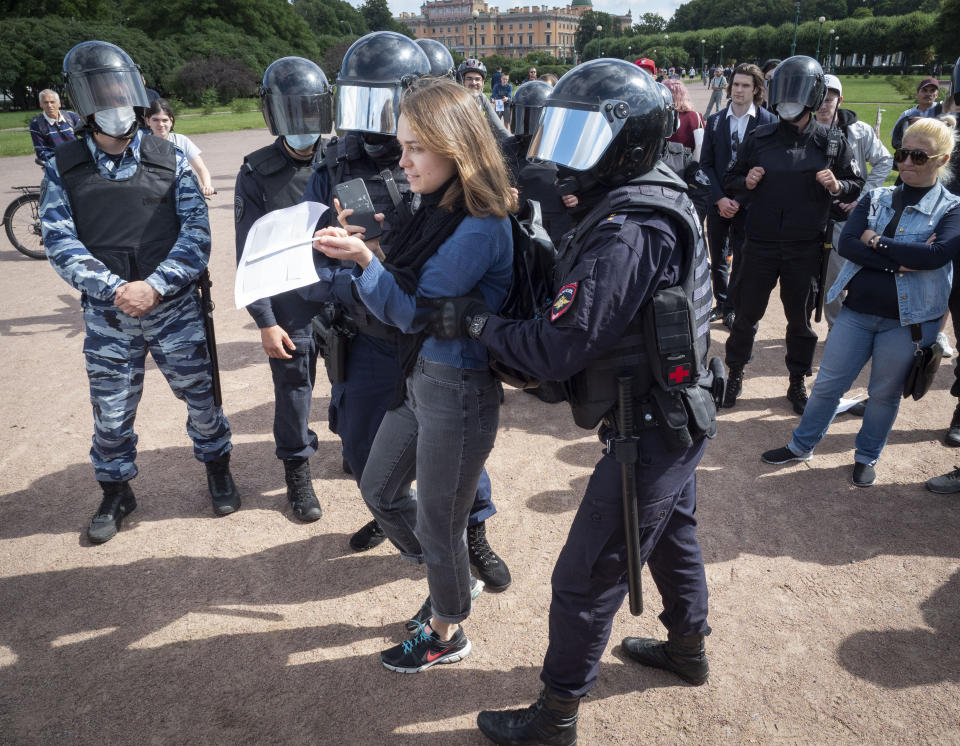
[426,296,491,339]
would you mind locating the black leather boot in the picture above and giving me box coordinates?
[283,458,322,522]
[622,631,709,685]
[723,365,743,408]
[468,520,511,592]
[477,687,580,745]
[205,453,240,516]
[786,373,808,415]
[945,402,960,447]
[88,480,137,544]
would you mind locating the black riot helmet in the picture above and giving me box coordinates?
[259,57,333,136]
[336,31,430,135]
[766,55,826,120]
[456,58,487,83]
[416,38,455,79]
[62,40,149,122]
[527,58,672,185]
[952,56,960,106]
[510,80,551,138]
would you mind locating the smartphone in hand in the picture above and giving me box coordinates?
[334,178,382,240]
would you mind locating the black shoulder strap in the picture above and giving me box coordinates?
[883,186,906,239]
[56,138,93,175]
[244,143,286,176]
[139,134,176,172]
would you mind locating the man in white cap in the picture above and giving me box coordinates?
[815,73,893,336]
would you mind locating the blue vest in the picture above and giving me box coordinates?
[828,181,960,325]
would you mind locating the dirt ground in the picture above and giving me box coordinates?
[1,91,959,745]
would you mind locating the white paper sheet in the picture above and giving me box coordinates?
[234,201,327,309]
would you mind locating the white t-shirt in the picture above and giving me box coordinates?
[167,132,200,162]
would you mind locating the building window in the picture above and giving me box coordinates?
[508,23,513,29]
[546,33,551,44]
[546,21,551,28]
[509,34,514,44]
[528,33,533,44]
[481,35,486,45]
[446,26,451,32]
[528,23,533,29]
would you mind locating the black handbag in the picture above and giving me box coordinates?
[902,323,943,401]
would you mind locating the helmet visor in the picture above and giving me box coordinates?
[512,104,544,138]
[768,74,819,109]
[527,103,625,170]
[66,68,148,118]
[263,93,333,135]
[335,84,402,135]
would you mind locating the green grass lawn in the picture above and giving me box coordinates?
[0,109,266,159]
[838,76,915,104]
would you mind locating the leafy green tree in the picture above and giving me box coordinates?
[575,10,624,56]
[293,0,367,38]
[934,0,959,62]
[634,12,667,34]
[360,0,414,36]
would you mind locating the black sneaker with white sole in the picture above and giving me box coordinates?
[380,625,471,673]
[405,577,484,634]
[761,446,811,465]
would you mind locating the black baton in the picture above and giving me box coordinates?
[198,268,223,407]
[616,375,643,616]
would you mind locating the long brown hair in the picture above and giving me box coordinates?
[400,77,517,218]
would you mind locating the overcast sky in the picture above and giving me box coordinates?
[383,0,684,22]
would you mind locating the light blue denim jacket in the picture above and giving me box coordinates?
[828,181,960,325]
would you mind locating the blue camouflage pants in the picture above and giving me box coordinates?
[81,289,232,482]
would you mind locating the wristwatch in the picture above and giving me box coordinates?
[869,234,882,249]
[468,312,490,340]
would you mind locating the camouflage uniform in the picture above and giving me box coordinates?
[41,130,232,482]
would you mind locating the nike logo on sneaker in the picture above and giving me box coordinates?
[426,646,453,662]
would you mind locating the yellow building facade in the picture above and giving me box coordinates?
[396,0,630,61]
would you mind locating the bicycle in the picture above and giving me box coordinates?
[3,185,45,260]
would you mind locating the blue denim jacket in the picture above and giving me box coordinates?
[828,181,960,325]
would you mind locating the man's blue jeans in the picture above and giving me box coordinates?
[788,307,939,466]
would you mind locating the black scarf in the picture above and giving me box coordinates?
[381,177,468,406]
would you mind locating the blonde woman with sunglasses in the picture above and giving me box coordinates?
[762,116,960,487]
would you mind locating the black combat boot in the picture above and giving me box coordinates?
[786,373,808,415]
[622,631,709,685]
[88,480,137,544]
[350,519,386,551]
[723,365,743,409]
[283,458,322,522]
[477,687,580,746]
[945,402,960,447]
[205,453,240,516]
[468,521,511,592]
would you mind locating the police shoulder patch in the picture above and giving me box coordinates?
[550,282,578,322]
[234,195,244,224]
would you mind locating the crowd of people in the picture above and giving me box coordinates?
[28,31,960,745]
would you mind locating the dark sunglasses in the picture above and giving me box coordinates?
[893,148,943,165]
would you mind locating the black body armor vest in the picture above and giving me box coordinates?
[58,135,180,282]
[243,140,314,213]
[560,163,714,432]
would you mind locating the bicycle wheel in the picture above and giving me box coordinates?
[4,193,45,260]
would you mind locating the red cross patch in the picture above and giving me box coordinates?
[550,282,578,322]
[668,364,691,385]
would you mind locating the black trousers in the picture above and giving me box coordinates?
[951,255,960,397]
[724,238,821,376]
[705,207,746,314]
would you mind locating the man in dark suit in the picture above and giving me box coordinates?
[699,62,776,327]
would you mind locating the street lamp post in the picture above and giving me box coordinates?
[815,16,825,62]
[700,38,705,75]
[834,37,840,73]
[628,45,632,61]
[472,9,479,58]
[827,29,835,72]
[596,25,603,58]
[790,0,801,57]
[664,34,669,69]
[719,43,724,67]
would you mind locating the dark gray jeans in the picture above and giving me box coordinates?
[359,358,500,625]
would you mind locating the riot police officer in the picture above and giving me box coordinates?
[502,79,572,246]
[298,33,512,592]
[722,56,863,414]
[430,60,717,744]
[41,41,238,544]
[234,57,334,522]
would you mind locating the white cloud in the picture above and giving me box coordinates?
[370,0,683,23]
